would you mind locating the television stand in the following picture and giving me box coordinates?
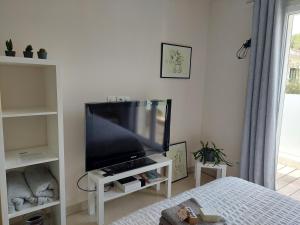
[102,157,156,176]
[87,154,172,225]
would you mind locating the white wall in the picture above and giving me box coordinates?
[202,0,253,176]
[0,0,210,206]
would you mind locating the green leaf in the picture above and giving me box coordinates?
[200,141,205,148]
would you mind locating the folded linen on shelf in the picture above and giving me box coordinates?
[34,196,55,205]
[24,166,59,199]
[8,203,15,214]
[161,198,225,225]
[6,171,35,213]
[14,200,35,211]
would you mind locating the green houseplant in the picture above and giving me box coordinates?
[5,39,16,57]
[23,45,33,58]
[37,48,47,59]
[193,141,232,166]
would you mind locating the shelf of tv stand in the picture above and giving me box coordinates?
[90,154,171,184]
[104,176,168,201]
[87,154,172,225]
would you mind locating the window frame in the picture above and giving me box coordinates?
[277,1,300,159]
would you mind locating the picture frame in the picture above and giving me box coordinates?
[160,43,192,79]
[166,141,188,182]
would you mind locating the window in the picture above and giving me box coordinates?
[277,7,300,201]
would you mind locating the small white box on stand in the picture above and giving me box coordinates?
[114,176,141,192]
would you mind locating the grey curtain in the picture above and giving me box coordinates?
[240,0,286,189]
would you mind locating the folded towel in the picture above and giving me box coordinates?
[7,171,35,213]
[24,166,59,199]
[34,197,54,205]
[161,198,225,225]
[15,201,35,211]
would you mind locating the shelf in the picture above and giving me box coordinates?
[2,108,57,118]
[5,146,59,170]
[8,201,60,219]
[0,56,57,67]
[0,55,65,225]
[104,177,168,202]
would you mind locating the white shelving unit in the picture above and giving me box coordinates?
[0,56,66,225]
[5,146,59,170]
[2,108,57,118]
[8,201,60,219]
[88,154,172,225]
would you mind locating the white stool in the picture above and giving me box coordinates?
[195,161,227,187]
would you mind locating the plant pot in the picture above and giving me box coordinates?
[23,51,33,58]
[5,51,16,57]
[25,215,44,225]
[37,52,47,59]
[204,150,215,162]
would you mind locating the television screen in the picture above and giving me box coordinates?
[85,99,171,171]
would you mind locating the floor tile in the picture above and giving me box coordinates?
[277,164,285,170]
[290,190,300,201]
[276,166,296,179]
[277,178,300,196]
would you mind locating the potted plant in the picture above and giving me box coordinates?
[193,141,232,166]
[37,48,47,59]
[23,45,33,58]
[5,39,16,57]
[25,214,44,225]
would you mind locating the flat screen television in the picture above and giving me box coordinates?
[85,99,171,172]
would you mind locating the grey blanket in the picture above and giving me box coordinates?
[7,171,35,213]
[24,166,58,200]
[159,217,171,225]
[161,198,225,225]
[111,177,300,225]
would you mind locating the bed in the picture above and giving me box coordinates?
[110,177,300,225]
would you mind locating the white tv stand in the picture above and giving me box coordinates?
[87,154,172,225]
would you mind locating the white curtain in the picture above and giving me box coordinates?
[240,0,287,189]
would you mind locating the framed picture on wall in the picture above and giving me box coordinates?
[160,43,192,79]
[166,141,188,182]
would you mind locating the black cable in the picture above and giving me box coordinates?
[236,39,251,59]
[77,173,96,192]
[236,46,249,59]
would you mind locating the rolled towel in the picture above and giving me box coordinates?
[14,200,35,211]
[8,203,15,214]
[24,166,58,199]
[161,198,225,225]
[36,197,54,205]
[7,171,35,213]
[12,197,25,211]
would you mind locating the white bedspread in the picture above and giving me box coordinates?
[111,177,300,225]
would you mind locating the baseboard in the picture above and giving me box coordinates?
[67,200,88,216]
[188,166,194,173]
[188,166,216,178]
